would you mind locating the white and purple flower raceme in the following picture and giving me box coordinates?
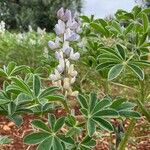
[48,7,81,98]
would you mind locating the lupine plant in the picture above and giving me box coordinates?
[80,5,150,149]
[22,8,141,150]
[0,5,149,150]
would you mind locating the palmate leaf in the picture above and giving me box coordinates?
[24,132,50,144]
[37,137,53,150]
[108,64,124,80]
[77,94,88,109]
[91,98,111,114]
[119,110,141,118]
[78,93,117,135]
[90,22,106,35]
[142,12,149,33]
[93,117,114,131]
[93,109,118,118]
[39,86,59,99]
[33,74,41,97]
[127,63,144,80]
[96,61,117,71]
[54,117,65,132]
[79,136,96,150]
[11,77,33,96]
[87,118,96,136]
[116,44,126,60]
[31,120,51,133]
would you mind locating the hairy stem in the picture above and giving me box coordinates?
[62,99,71,114]
[117,119,136,150]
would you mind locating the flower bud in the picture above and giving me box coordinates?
[63,78,70,89]
[71,91,79,97]
[66,19,79,30]
[57,7,64,19]
[63,9,72,21]
[70,77,76,84]
[48,41,56,50]
[55,51,63,60]
[54,20,65,35]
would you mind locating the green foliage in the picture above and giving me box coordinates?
[0,135,12,144]
[0,0,82,31]
[78,93,140,136]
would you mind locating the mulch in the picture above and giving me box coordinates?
[0,113,149,150]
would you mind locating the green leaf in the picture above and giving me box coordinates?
[90,23,106,35]
[112,21,122,33]
[110,98,125,109]
[9,114,23,126]
[119,110,141,118]
[134,61,150,67]
[54,117,65,132]
[6,62,16,76]
[37,137,53,150]
[0,68,7,77]
[78,94,88,109]
[24,132,50,144]
[81,136,96,148]
[142,13,149,33]
[39,86,59,98]
[124,23,134,35]
[139,33,148,46]
[80,108,88,116]
[46,94,65,102]
[89,92,97,113]
[52,136,63,150]
[0,136,11,144]
[11,77,32,96]
[115,102,136,111]
[48,114,56,130]
[0,93,10,105]
[87,118,95,136]
[80,15,91,23]
[128,64,144,80]
[58,135,74,145]
[96,62,117,71]
[31,120,51,133]
[93,109,118,117]
[8,102,16,115]
[116,44,126,60]
[93,117,114,131]
[92,99,111,114]
[108,64,124,80]
[33,75,41,97]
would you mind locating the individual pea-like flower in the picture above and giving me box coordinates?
[62,41,71,55]
[57,7,64,19]
[66,19,79,30]
[64,28,80,41]
[69,48,80,60]
[50,69,61,81]
[57,58,65,73]
[63,78,70,89]
[48,37,60,50]
[49,8,82,98]
[54,20,65,35]
[57,8,72,22]
[68,64,78,77]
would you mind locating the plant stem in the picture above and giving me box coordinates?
[136,99,150,122]
[62,99,71,114]
[118,79,150,149]
[117,119,136,150]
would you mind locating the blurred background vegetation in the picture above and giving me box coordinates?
[0,0,83,31]
[0,0,149,31]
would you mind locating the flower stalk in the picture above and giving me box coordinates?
[48,8,82,113]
